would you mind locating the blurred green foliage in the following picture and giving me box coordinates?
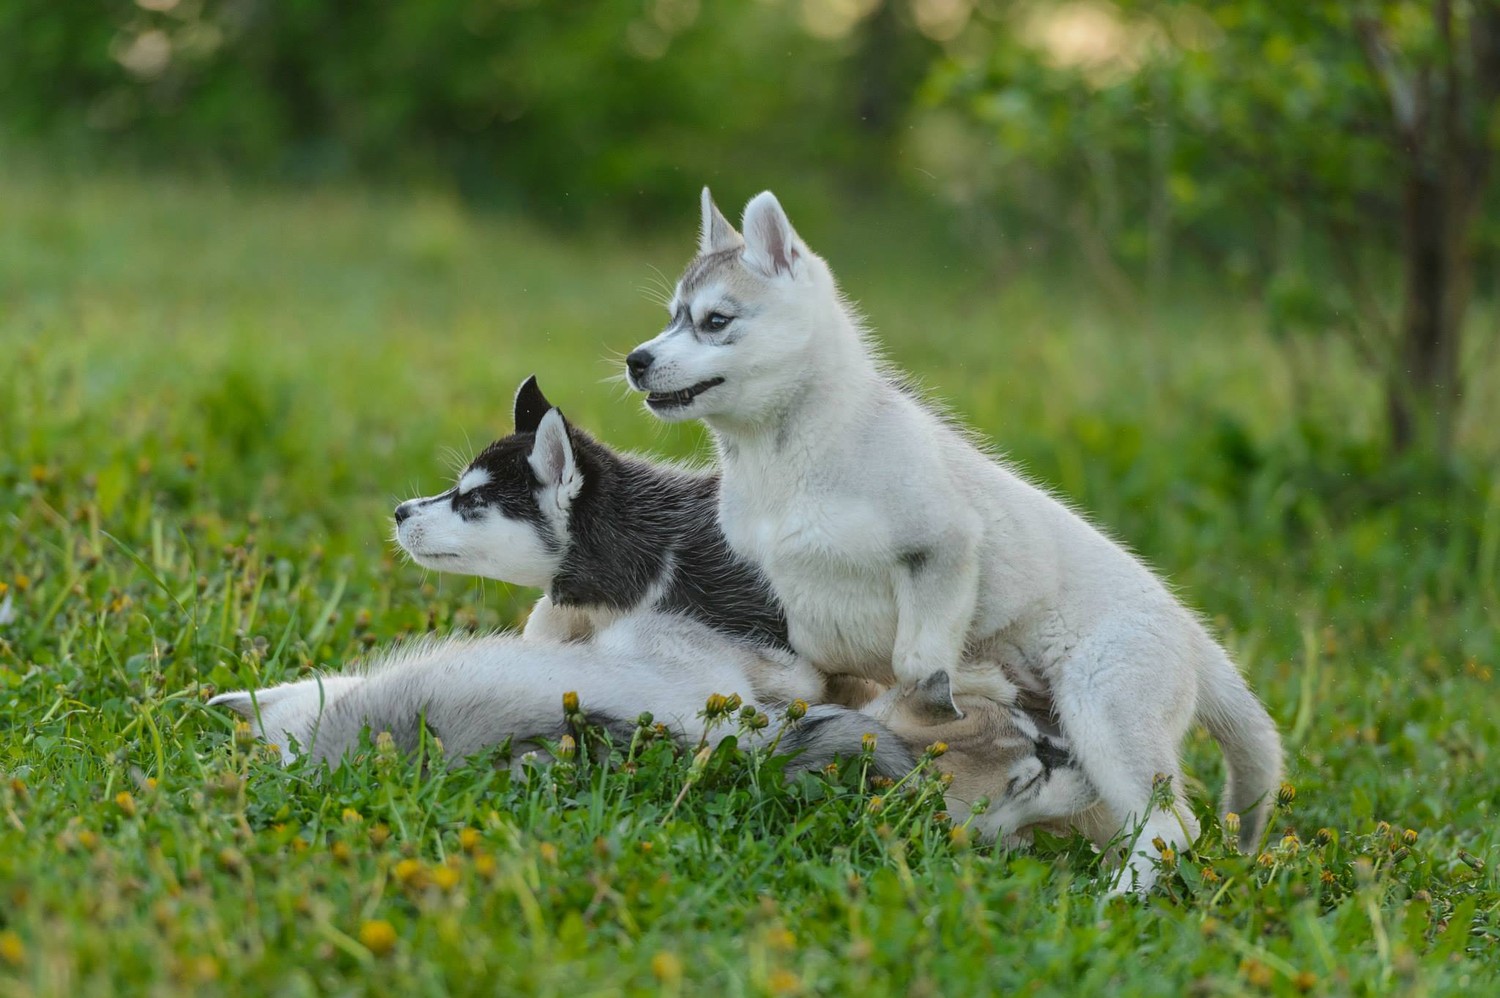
[4,0,1497,455]
[0,0,935,213]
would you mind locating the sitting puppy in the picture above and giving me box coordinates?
[395,375,882,708]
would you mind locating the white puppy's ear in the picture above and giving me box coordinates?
[741,191,802,279]
[529,409,583,503]
[700,187,742,255]
[909,670,962,722]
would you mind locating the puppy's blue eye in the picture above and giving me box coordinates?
[704,312,732,332]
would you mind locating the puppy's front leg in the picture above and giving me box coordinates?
[890,536,980,688]
[522,595,597,643]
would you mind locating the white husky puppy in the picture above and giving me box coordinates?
[623,189,1283,889]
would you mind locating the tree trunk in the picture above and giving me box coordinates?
[1388,169,1470,456]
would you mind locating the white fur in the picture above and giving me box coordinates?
[209,612,827,767]
[627,189,1285,893]
[397,504,560,588]
[457,467,490,495]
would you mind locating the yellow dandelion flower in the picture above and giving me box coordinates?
[114,791,137,818]
[651,951,683,984]
[767,968,802,994]
[0,931,24,968]
[359,920,398,957]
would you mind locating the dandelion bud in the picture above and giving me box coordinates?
[704,693,728,716]
[925,741,948,759]
[861,732,878,754]
[1152,836,1168,854]
[1222,812,1241,838]
[1159,848,1177,869]
[636,711,654,729]
[738,704,757,721]
[562,691,580,714]
[747,713,769,731]
[1375,820,1392,838]
[114,791,137,818]
[1402,828,1418,845]
[556,734,576,761]
[970,795,990,816]
[785,699,808,721]
[1276,782,1297,808]
[690,744,713,775]
[1315,827,1334,846]
[723,693,742,713]
[867,796,885,815]
[375,731,397,759]
[1280,834,1300,856]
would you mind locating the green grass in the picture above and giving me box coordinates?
[1,164,1497,996]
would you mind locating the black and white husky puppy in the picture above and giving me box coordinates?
[394,376,787,651]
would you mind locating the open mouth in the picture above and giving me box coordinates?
[646,377,724,410]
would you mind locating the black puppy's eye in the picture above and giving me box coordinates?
[703,312,733,332]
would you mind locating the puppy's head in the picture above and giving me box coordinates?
[863,671,1098,842]
[624,188,841,427]
[394,376,582,588]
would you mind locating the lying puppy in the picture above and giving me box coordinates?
[211,613,1103,848]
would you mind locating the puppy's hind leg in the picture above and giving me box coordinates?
[1051,628,1200,895]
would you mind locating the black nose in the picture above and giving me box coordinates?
[394,502,415,525]
[625,349,654,381]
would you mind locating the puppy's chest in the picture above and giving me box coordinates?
[720,483,900,671]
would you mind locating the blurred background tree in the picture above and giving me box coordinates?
[923,0,1500,458]
[3,0,1495,458]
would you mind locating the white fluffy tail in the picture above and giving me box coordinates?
[1197,648,1284,852]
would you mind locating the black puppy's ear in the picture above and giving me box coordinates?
[513,375,553,434]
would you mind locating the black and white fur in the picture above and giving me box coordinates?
[395,377,788,650]
[624,188,1284,892]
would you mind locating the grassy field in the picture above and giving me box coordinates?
[1,165,1497,995]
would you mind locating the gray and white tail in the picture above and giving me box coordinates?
[1197,647,1284,851]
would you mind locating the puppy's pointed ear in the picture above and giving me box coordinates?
[208,690,258,719]
[528,409,582,501]
[741,191,802,279]
[700,187,742,255]
[910,670,962,722]
[513,375,552,435]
